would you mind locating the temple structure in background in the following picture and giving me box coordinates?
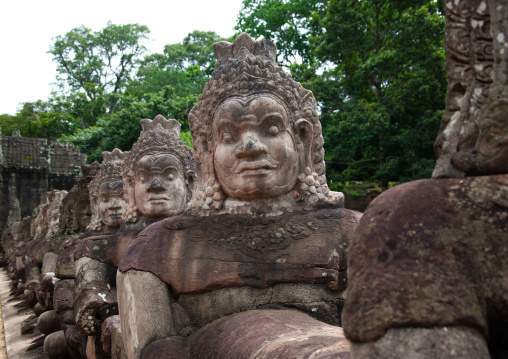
[0,130,86,235]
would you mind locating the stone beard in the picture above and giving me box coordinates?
[98,180,124,227]
[213,95,299,199]
[134,154,188,217]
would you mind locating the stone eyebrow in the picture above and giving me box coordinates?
[260,111,285,122]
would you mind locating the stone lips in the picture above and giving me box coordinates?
[342,175,508,344]
[119,208,360,295]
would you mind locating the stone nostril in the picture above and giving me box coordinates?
[235,135,267,157]
[147,177,165,191]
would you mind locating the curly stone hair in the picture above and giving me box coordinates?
[188,33,339,211]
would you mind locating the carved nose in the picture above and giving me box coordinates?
[235,133,268,158]
[147,177,165,191]
[109,199,121,209]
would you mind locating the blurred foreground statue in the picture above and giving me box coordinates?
[343,1,508,358]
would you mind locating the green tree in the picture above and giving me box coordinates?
[236,0,446,187]
[63,31,224,162]
[49,22,150,123]
[313,0,446,187]
[236,0,326,64]
[0,101,77,140]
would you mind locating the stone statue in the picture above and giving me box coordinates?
[117,33,361,359]
[73,116,195,357]
[342,1,508,358]
[33,202,49,240]
[87,149,127,231]
[71,150,128,341]
[22,190,67,302]
[186,34,342,215]
[123,115,195,223]
[46,190,68,239]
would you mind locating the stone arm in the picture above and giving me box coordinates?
[117,269,175,359]
[74,257,118,335]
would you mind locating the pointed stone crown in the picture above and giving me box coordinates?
[89,148,128,198]
[125,115,194,178]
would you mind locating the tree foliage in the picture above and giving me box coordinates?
[237,0,446,186]
[0,101,77,140]
[236,0,326,64]
[59,29,225,162]
[49,22,150,120]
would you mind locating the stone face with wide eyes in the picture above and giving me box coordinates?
[213,95,299,199]
[98,180,125,227]
[134,154,187,217]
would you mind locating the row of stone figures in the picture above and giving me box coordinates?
[0,32,361,359]
[1,12,508,358]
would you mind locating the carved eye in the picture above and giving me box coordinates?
[167,174,175,181]
[268,125,280,136]
[139,176,146,183]
[101,197,108,203]
[222,132,233,143]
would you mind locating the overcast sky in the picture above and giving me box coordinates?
[0,0,244,115]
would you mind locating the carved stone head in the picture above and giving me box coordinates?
[88,149,127,231]
[123,115,195,222]
[46,190,68,239]
[188,33,343,214]
[32,205,45,239]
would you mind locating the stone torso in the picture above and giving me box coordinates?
[119,208,358,296]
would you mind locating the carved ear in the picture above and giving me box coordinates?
[295,119,313,172]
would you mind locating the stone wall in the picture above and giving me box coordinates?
[0,133,86,235]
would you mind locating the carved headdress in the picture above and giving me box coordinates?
[188,33,341,211]
[122,115,195,223]
[87,149,128,231]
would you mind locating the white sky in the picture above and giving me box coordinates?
[0,0,244,115]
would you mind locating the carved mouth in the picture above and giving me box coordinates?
[236,160,277,175]
[147,195,170,203]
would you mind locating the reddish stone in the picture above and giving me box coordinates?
[343,175,508,349]
[74,231,137,268]
[119,208,360,295]
[188,309,350,359]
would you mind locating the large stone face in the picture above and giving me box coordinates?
[187,33,343,215]
[122,115,195,223]
[87,150,127,231]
